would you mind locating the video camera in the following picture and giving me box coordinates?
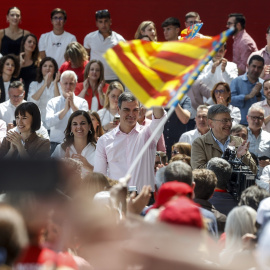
[222,146,256,201]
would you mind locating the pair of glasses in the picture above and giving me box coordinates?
[10,93,24,99]
[211,118,234,124]
[214,90,225,94]
[95,9,110,17]
[226,22,235,26]
[197,116,207,120]
[248,115,264,121]
[186,21,199,26]
[52,16,64,21]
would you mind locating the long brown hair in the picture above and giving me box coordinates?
[61,110,96,151]
[20,34,40,66]
[89,111,104,138]
[211,82,231,104]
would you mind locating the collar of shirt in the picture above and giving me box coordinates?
[98,30,112,40]
[248,127,262,138]
[261,99,270,107]
[211,129,230,152]
[242,72,261,84]
[233,29,245,41]
[115,122,141,135]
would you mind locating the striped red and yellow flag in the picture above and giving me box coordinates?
[103,28,233,108]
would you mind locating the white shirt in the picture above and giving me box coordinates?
[28,80,61,129]
[45,94,89,143]
[94,112,167,192]
[84,30,125,80]
[3,81,10,102]
[97,108,114,127]
[179,128,202,145]
[257,165,270,192]
[52,143,95,177]
[198,60,238,89]
[39,31,77,68]
[0,99,19,124]
[228,104,241,126]
[0,119,6,143]
[248,128,270,176]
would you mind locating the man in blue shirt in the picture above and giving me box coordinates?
[230,55,264,125]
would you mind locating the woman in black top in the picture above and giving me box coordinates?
[0,7,30,56]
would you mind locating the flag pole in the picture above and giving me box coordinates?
[125,101,177,178]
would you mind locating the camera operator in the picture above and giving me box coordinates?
[191,104,257,174]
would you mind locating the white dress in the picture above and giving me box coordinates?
[51,143,95,177]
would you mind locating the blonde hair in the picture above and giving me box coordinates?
[104,81,124,109]
[134,21,157,41]
[64,42,88,68]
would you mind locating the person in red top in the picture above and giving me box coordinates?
[59,41,89,83]
[75,59,109,111]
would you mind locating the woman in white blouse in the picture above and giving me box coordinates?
[210,82,241,126]
[52,110,96,176]
[97,81,124,132]
[27,57,60,129]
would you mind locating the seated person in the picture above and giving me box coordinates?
[179,105,209,144]
[0,102,50,159]
[191,104,257,174]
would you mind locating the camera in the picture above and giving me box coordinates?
[222,146,256,201]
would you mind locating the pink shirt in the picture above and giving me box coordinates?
[142,118,166,153]
[254,99,270,133]
[233,29,258,73]
[94,112,166,191]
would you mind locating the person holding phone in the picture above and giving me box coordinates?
[97,81,123,132]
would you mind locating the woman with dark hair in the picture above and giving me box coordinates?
[0,7,30,56]
[27,57,60,129]
[75,59,109,111]
[19,34,40,99]
[89,110,104,140]
[59,41,89,83]
[0,54,20,103]
[0,102,50,158]
[52,110,96,175]
[211,82,241,125]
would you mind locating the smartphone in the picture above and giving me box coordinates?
[113,114,120,124]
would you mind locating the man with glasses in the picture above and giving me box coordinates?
[0,81,49,138]
[246,104,270,176]
[254,79,270,132]
[226,13,257,75]
[84,9,125,83]
[39,8,76,68]
[198,43,238,90]
[191,104,257,174]
[179,105,209,144]
[248,26,270,80]
[230,55,264,126]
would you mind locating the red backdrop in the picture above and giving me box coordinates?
[0,0,268,61]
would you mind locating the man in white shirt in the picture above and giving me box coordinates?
[246,104,270,176]
[46,71,88,152]
[84,9,125,83]
[0,81,49,139]
[39,8,76,68]
[179,105,209,144]
[198,44,238,91]
[94,92,166,192]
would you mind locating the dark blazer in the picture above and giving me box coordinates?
[0,76,16,103]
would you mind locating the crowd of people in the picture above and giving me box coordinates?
[1,6,270,270]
